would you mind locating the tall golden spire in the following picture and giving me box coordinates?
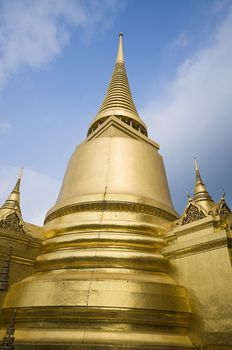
[116,32,124,63]
[88,33,147,135]
[2,168,23,211]
[194,159,214,212]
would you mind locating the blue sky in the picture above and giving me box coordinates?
[0,0,231,224]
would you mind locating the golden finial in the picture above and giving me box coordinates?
[221,191,225,201]
[194,157,202,183]
[1,167,23,210]
[116,32,124,63]
[194,158,198,171]
[13,167,24,193]
[193,158,214,212]
[19,167,24,179]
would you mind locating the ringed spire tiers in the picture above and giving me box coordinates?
[194,159,214,212]
[2,168,23,211]
[88,33,147,136]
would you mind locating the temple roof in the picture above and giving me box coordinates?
[88,33,147,136]
[180,159,231,226]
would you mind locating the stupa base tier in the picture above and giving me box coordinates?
[1,304,194,349]
[3,273,190,311]
[5,327,194,349]
[1,270,194,348]
[15,344,195,350]
[2,306,191,327]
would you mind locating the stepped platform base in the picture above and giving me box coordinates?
[12,344,232,350]
[14,344,198,350]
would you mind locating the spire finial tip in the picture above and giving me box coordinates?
[116,31,124,63]
[194,157,198,171]
[19,167,24,179]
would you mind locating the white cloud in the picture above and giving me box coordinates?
[0,120,10,134]
[0,0,122,88]
[0,164,60,225]
[170,32,188,49]
[142,5,232,210]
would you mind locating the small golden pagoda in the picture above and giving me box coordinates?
[0,170,42,307]
[1,34,232,350]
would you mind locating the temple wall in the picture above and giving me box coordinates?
[164,217,232,349]
[0,227,42,308]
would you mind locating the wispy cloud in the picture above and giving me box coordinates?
[170,32,188,49]
[0,0,123,88]
[0,164,60,225]
[0,120,10,134]
[142,4,232,211]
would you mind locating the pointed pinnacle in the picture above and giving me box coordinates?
[116,32,124,63]
[194,158,202,184]
[193,158,214,211]
[13,167,23,193]
[194,158,198,171]
[88,33,147,135]
[1,168,23,210]
[20,167,24,179]
[221,191,225,200]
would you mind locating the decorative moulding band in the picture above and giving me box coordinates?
[44,201,177,224]
[164,235,227,260]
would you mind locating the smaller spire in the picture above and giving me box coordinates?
[194,158,203,184]
[116,32,124,63]
[193,158,214,213]
[2,168,23,211]
[13,167,23,192]
[221,191,225,201]
[194,158,198,170]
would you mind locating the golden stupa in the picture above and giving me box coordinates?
[1,33,232,350]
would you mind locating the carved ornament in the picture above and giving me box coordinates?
[219,203,231,221]
[45,201,177,224]
[0,212,26,234]
[182,204,205,225]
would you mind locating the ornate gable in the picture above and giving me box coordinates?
[0,211,29,235]
[212,195,231,221]
[181,203,205,225]
[219,202,231,221]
